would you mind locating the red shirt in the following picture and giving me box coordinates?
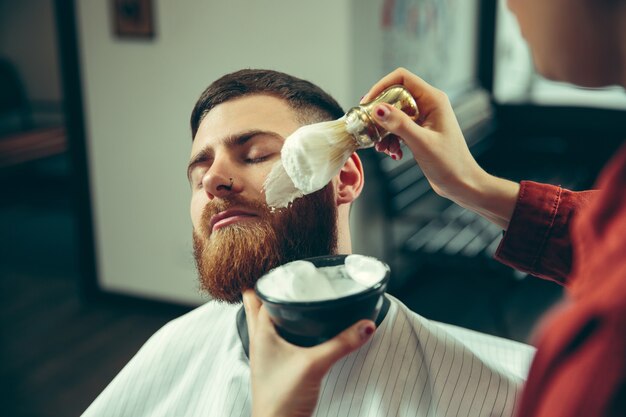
[495,142,626,417]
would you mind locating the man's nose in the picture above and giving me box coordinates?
[201,163,240,200]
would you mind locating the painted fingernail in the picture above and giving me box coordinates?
[375,105,389,120]
[360,324,375,340]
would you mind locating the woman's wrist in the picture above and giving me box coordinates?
[449,171,520,230]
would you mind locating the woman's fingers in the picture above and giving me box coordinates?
[372,103,432,156]
[361,67,443,115]
[255,301,282,339]
[242,289,262,338]
[365,69,492,212]
[388,139,402,158]
[310,320,375,371]
[375,136,392,153]
[375,136,403,160]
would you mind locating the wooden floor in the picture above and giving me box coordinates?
[0,270,189,417]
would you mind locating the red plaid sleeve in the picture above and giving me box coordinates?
[494,181,597,285]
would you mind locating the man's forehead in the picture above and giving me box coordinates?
[192,94,301,150]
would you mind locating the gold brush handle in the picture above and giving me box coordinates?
[345,85,419,148]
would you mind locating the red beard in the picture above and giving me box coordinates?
[192,185,337,303]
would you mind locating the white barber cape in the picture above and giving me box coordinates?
[82,294,534,417]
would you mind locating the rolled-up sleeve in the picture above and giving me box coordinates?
[494,181,597,285]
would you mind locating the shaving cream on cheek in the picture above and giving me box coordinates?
[263,160,304,209]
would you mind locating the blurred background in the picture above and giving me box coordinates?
[1,0,625,416]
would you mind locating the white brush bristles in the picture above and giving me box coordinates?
[263,116,358,208]
[280,117,357,193]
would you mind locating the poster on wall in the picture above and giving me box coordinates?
[380,0,479,100]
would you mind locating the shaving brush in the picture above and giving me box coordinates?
[264,85,419,208]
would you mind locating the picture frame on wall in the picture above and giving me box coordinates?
[112,0,155,39]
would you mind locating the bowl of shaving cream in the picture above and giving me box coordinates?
[255,254,390,346]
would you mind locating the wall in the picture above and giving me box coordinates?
[78,0,491,304]
[77,0,361,305]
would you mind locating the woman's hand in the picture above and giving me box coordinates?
[242,290,376,417]
[362,67,520,229]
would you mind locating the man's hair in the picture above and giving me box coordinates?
[190,69,345,139]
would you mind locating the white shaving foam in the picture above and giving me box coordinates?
[256,255,386,302]
[263,161,303,209]
[345,254,388,287]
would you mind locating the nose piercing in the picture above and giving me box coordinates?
[228,177,234,188]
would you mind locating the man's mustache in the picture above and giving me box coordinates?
[200,195,273,232]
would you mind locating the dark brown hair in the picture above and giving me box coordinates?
[190,69,344,139]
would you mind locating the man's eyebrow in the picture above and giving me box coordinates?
[186,129,284,182]
[222,129,284,147]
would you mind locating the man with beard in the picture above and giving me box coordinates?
[82,69,534,417]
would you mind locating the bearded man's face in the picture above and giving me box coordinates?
[188,95,338,303]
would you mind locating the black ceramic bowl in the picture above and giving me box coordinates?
[255,254,390,347]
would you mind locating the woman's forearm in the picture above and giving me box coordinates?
[452,175,521,231]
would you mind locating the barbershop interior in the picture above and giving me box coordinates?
[1,1,625,416]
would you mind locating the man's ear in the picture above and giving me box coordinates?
[336,152,364,205]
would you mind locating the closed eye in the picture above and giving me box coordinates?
[189,166,208,190]
[244,154,273,164]
[194,178,205,190]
